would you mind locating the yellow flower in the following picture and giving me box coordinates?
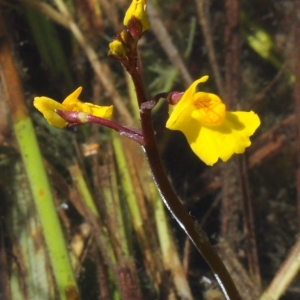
[34,87,113,128]
[124,0,150,33]
[166,76,260,166]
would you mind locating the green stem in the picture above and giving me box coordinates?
[14,118,80,300]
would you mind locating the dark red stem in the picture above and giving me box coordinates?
[128,65,241,299]
[55,109,144,145]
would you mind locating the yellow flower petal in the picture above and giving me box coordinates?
[191,92,226,126]
[34,96,68,128]
[166,75,209,129]
[61,87,114,119]
[124,0,150,32]
[80,103,114,120]
[174,111,260,166]
[62,87,83,106]
[166,102,195,131]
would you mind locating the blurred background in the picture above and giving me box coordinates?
[0,0,299,299]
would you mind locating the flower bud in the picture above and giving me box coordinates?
[167,91,183,105]
[124,0,150,35]
[108,39,126,57]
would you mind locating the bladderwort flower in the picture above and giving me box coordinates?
[166,76,260,166]
[34,87,113,128]
[124,0,150,33]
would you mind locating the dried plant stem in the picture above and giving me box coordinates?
[147,1,193,87]
[101,145,143,300]
[239,156,261,289]
[112,132,160,284]
[260,238,300,300]
[70,223,93,274]
[223,0,261,290]
[224,0,240,109]
[96,252,111,300]
[295,0,300,227]
[0,226,10,300]
[68,164,117,267]
[106,143,130,258]
[221,0,242,254]
[225,0,238,238]
[56,159,144,299]
[98,0,122,31]
[195,0,225,98]
[221,0,242,253]
[218,239,261,300]
[21,0,69,27]
[149,184,193,300]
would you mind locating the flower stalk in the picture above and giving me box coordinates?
[130,67,241,300]
[30,0,262,298]
[55,110,144,145]
[112,4,241,298]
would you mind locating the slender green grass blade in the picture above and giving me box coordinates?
[14,117,80,300]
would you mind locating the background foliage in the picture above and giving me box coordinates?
[0,0,299,299]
